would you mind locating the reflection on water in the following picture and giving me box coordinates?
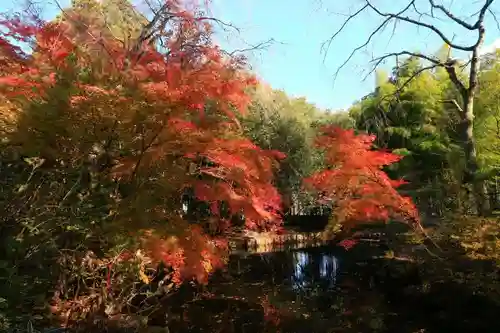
[229,248,340,293]
[290,250,339,291]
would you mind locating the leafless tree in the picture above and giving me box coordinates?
[323,0,498,215]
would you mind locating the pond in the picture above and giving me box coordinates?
[228,247,341,292]
[168,246,345,333]
[166,242,500,333]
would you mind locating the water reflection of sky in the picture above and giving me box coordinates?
[291,251,339,291]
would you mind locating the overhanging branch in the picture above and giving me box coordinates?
[428,0,475,29]
[329,1,415,83]
[365,0,474,51]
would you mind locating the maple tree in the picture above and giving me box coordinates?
[0,0,284,327]
[304,125,420,237]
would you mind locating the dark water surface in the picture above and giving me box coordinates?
[168,242,500,333]
[228,247,341,292]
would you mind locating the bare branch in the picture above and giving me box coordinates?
[329,1,415,84]
[444,62,468,100]
[372,51,442,66]
[223,38,277,57]
[428,0,475,29]
[412,2,426,18]
[489,8,500,33]
[132,2,170,53]
[372,64,440,107]
[394,64,440,94]
[475,0,496,28]
[320,3,369,61]
[364,0,474,51]
[195,16,240,33]
[467,1,493,103]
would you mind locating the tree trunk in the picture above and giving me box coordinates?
[446,31,491,216]
[462,93,490,215]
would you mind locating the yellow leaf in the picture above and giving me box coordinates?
[202,259,212,273]
[139,266,149,284]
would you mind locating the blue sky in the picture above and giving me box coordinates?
[2,0,499,111]
[209,0,500,110]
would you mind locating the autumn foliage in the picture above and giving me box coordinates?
[0,0,284,326]
[304,125,420,235]
[0,0,421,329]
